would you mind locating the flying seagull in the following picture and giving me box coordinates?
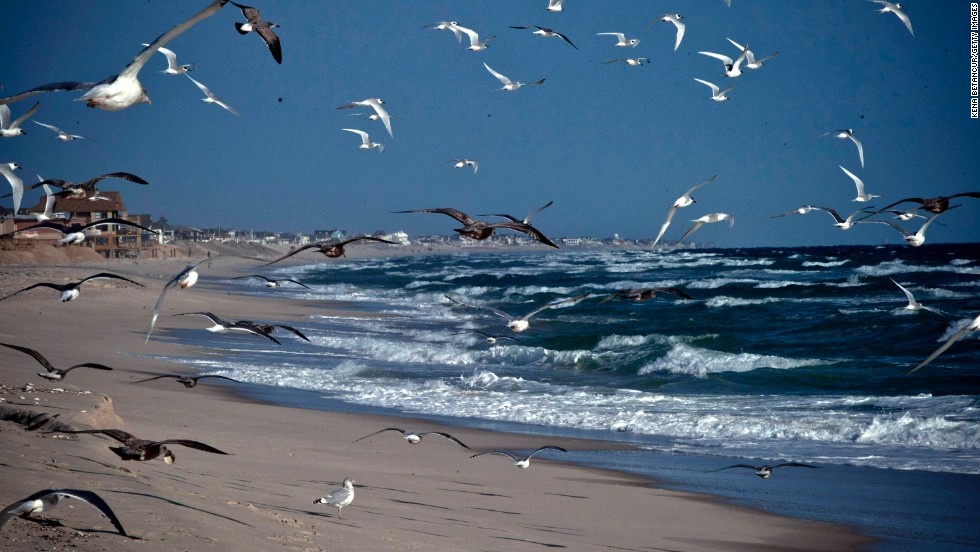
[0,162,23,214]
[146,256,235,343]
[397,207,558,248]
[605,58,650,66]
[353,428,470,449]
[0,342,115,382]
[0,0,228,110]
[238,320,311,342]
[423,21,463,42]
[861,192,980,217]
[0,101,40,138]
[862,208,954,247]
[907,314,980,374]
[134,374,243,388]
[11,171,148,201]
[445,293,590,332]
[480,200,553,225]
[870,0,914,37]
[445,159,479,173]
[546,0,564,11]
[32,120,91,141]
[175,312,283,344]
[597,32,639,48]
[823,129,864,168]
[467,330,526,345]
[839,165,879,202]
[889,278,937,313]
[230,1,282,63]
[509,25,578,49]
[599,287,693,304]
[709,463,820,479]
[651,175,718,247]
[483,62,545,91]
[2,218,159,245]
[674,213,734,246]
[804,206,876,230]
[147,44,196,74]
[725,38,779,70]
[1,489,127,536]
[699,46,749,78]
[58,428,228,464]
[263,236,397,265]
[313,478,355,519]
[336,98,392,137]
[693,78,733,101]
[456,25,495,51]
[645,14,685,51]
[0,272,143,303]
[342,128,383,152]
[184,73,239,115]
[233,274,311,289]
[470,446,567,468]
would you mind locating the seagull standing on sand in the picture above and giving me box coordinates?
[470,446,567,468]
[597,32,640,48]
[645,14,685,51]
[336,98,392,137]
[674,213,734,246]
[824,129,865,168]
[0,342,115,382]
[483,63,545,91]
[59,428,228,464]
[709,463,820,479]
[397,207,558,248]
[1,162,23,214]
[32,121,91,141]
[233,274,311,289]
[838,166,878,202]
[509,25,578,49]
[0,272,143,303]
[693,78,733,101]
[652,175,717,247]
[313,478,355,519]
[342,128,383,152]
[907,315,980,374]
[445,293,590,332]
[230,1,282,63]
[870,0,914,37]
[725,38,779,70]
[0,0,228,111]
[185,74,239,115]
[0,102,40,137]
[1,489,127,536]
[353,428,470,449]
[263,236,397,265]
[135,374,243,388]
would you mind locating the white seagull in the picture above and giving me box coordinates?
[342,128,383,152]
[651,175,717,247]
[772,206,818,218]
[824,129,864,168]
[907,315,980,374]
[483,62,545,91]
[142,43,196,74]
[0,0,228,111]
[870,1,914,37]
[807,206,875,230]
[0,102,40,137]
[509,26,578,49]
[232,274,311,289]
[470,446,567,468]
[353,428,470,449]
[184,73,239,115]
[699,46,749,77]
[336,98,392,137]
[889,278,936,313]
[423,21,463,42]
[864,209,953,247]
[605,58,650,66]
[1,162,23,214]
[5,217,157,244]
[645,14,685,51]
[446,159,478,173]
[0,272,144,303]
[725,38,779,70]
[674,213,734,246]
[597,32,640,48]
[456,25,495,51]
[146,258,214,342]
[313,478,355,519]
[32,120,91,141]
[839,165,879,202]
[445,293,590,332]
[547,0,565,11]
[1,489,127,536]
[693,78,733,101]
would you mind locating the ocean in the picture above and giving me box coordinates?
[152,244,980,550]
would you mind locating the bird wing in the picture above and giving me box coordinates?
[155,439,230,454]
[808,206,844,224]
[198,375,242,383]
[654,287,693,300]
[949,191,980,200]
[890,278,921,308]
[256,26,282,64]
[119,0,229,80]
[444,295,515,322]
[522,200,554,223]
[483,62,512,86]
[342,128,370,143]
[184,73,216,99]
[652,206,678,247]
[10,101,40,129]
[90,172,150,186]
[64,363,115,373]
[228,323,281,344]
[554,30,578,49]
[671,19,685,50]
[420,432,471,449]
[0,282,68,302]
[774,463,819,469]
[352,427,404,443]
[134,374,180,383]
[1,489,126,536]
[176,311,229,326]
[708,464,758,472]
[847,134,865,168]
[470,450,519,462]
[337,236,397,247]
[675,221,705,244]
[78,272,144,289]
[525,445,568,459]
[0,165,23,213]
[77,217,158,234]
[396,207,477,225]
[0,81,97,107]
[261,243,324,266]
[0,342,56,371]
[907,318,979,374]
[285,279,311,289]
[524,293,590,320]
[685,175,718,197]
[147,278,180,342]
[364,99,392,137]
[233,274,270,282]
[274,324,311,342]
[0,105,9,129]
[487,221,559,248]
[699,51,734,64]
[693,78,720,95]
[61,428,137,444]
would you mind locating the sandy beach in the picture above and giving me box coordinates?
[0,250,875,551]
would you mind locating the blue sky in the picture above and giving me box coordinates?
[2,1,977,247]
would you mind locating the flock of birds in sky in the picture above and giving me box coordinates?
[1,0,978,540]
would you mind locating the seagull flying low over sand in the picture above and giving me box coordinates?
[480,200,553,225]
[709,463,820,479]
[135,373,243,388]
[889,278,937,313]
[870,0,914,37]
[59,428,229,464]
[185,73,239,115]
[466,330,526,345]
[336,98,392,137]
[509,25,578,49]
[823,129,864,168]
[597,32,640,48]
[32,120,91,141]
[263,236,397,265]
[0,272,143,303]
[839,166,879,202]
[445,159,479,173]
[313,478,355,519]
[231,1,282,63]
[424,21,463,42]
[397,207,558,248]
[907,314,980,374]
[862,208,954,247]
[233,274,311,289]
[175,312,284,344]
[645,14,685,51]
[470,446,568,468]
[725,38,779,70]
[445,293,590,332]
[599,287,693,304]
[1,162,23,213]
[693,78,733,101]
[12,171,148,200]
[675,213,734,246]
[353,428,470,449]
[3,218,159,245]
[342,128,383,152]
[456,25,495,51]
[0,342,115,382]
[605,58,650,66]
[483,63,545,91]
[1,489,127,536]
[699,46,749,78]
[146,44,196,74]
[0,0,228,111]
[0,102,40,137]
[546,0,564,11]
[652,175,718,247]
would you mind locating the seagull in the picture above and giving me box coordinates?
[0,272,143,303]
[597,32,640,48]
[907,315,980,374]
[134,374,243,388]
[693,78,733,101]
[546,0,564,11]
[0,162,23,214]
[3,218,159,245]
[839,166,879,202]
[0,342,115,382]
[456,25,495,51]
[262,236,397,265]
[805,206,875,230]
[509,26,578,49]
[445,293,590,332]
[483,63,545,91]
[445,159,479,173]
[467,330,526,345]
[823,129,864,168]
[1,489,127,536]
[479,200,553,225]
[146,44,196,74]
[605,58,650,66]
[861,192,980,217]
[184,73,239,115]
[234,320,310,342]
[0,0,228,111]
[470,446,567,468]
[645,14,685,51]
[598,287,693,304]
[353,428,470,449]
[342,128,383,152]
[0,101,40,137]
[709,463,819,479]
[725,38,779,70]
[232,275,311,289]
[32,120,90,141]
[651,175,717,247]
[396,207,558,248]
[59,428,228,464]
[231,1,282,63]
[12,171,148,201]
[699,46,749,77]
[174,312,283,344]
[870,1,914,37]
[863,208,954,247]
[423,21,463,42]
[880,208,933,221]
[772,206,818,218]
[336,98,392,137]
[889,278,937,313]
[674,213,734,246]
[313,478,355,519]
